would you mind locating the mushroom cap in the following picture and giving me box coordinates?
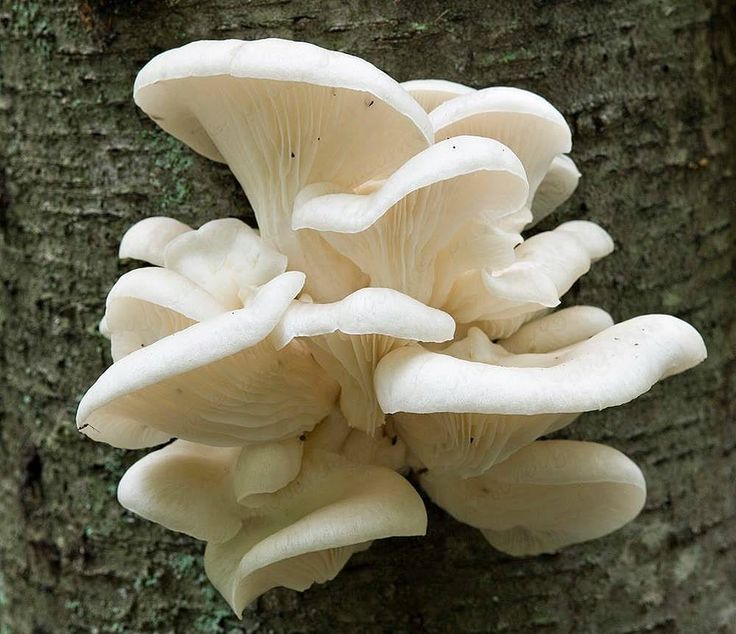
[420,440,646,555]
[292,136,528,303]
[272,287,456,350]
[204,450,427,615]
[306,407,408,472]
[430,87,571,204]
[163,217,287,310]
[234,439,304,504]
[530,154,581,226]
[134,38,432,164]
[375,314,707,416]
[499,305,614,354]
[134,39,433,300]
[77,272,339,448]
[293,136,527,234]
[442,220,614,324]
[103,267,227,362]
[117,440,242,543]
[273,288,455,433]
[401,79,475,113]
[118,216,192,266]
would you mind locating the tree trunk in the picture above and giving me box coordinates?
[1,1,734,632]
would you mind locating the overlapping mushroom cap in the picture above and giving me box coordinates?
[77,37,707,614]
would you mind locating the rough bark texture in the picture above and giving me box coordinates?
[0,1,734,632]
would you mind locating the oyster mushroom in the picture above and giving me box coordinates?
[531,154,581,226]
[134,38,433,300]
[102,267,226,362]
[77,272,339,448]
[420,440,646,555]
[400,78,475,112]
[376,314,707,417]
[499,305,614,354]
[76,38,710,613]
[118,441,426,615]
[431,87,571,218]
[118,216,191,266]
[273,287,455,433]
[292,135,528,304]
[441,220,614,330]
[162,217,287,309]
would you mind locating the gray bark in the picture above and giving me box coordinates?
[0,0,734,632]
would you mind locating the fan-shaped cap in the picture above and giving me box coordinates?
[531,154,581,225]
[234,439,304,504]
[431,87,572,207]
[306,408,407,472]
[117,440,242,543]
[421,440,646,555]
[204,450,427,615]
[119,216,192,266]
[163,218,287,309]
[400,79,475,113]
[375,314,706,416]
[499,305,614,354]
[273,287,455,350]
[134,39,432,299]
[103,267,227,362]
[272,288,454,433]
[292,136,528,303]
[442,221,614,324]
[77,272,338,448]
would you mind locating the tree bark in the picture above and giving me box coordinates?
[1,1,734,632]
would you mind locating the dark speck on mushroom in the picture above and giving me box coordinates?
[367,99,374,107]
[469,436,475,444]
[391,436,398,446]
[290,151,295,158]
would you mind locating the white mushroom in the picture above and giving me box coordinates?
[77,272,339,448]
[163,218,287,309]
[400,79,475,113]
[292,136,528,304]
[102,267,227,362]
[134,38,433,300]
[117,440,242,543]
[205,450,426,615]
[531,154,581,226]
[431,87,571,214]
[273,287,455,434]
[76,39,710,611]
[118,216,192,266]
[117,441,426,613]
[233,439,304,504]
[395,411,578,478]
[441,220,614,326]
[420,440,647,555]
[305,407,407,472]
[376,314,706,416]
[499,305,614,354]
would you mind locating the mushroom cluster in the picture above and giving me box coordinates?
[77,38,707,615]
